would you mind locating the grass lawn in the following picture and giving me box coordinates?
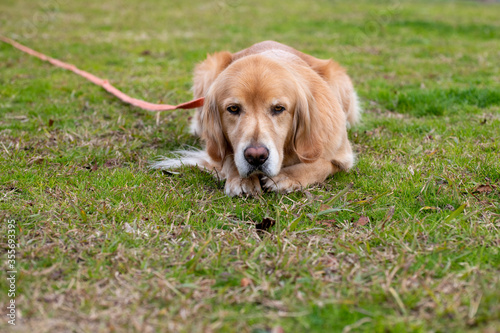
[1,0,499,332]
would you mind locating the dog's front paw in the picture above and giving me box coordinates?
[224,175,262,197]
[262,173,303,193]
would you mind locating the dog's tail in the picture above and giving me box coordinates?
[344,88,361,127]
[150,150,219,174]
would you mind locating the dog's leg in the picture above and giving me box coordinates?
[262,159,339,193]
[222,157,262,197]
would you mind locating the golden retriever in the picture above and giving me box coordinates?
[153,41,360,196]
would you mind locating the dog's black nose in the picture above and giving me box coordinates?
[244,146,269,166]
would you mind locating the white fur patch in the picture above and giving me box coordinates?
[189,117,201,136]
[347,91,362,128]
[234,142,251,177]
[260,139,280,177]
[150,150,209,170]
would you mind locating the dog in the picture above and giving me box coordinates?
[152,41,361,196]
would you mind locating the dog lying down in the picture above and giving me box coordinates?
[152,41,361,196]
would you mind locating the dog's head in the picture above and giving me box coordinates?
[200,54,326,178]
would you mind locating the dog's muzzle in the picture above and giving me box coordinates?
[236,142,279,178]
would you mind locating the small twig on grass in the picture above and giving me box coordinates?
[342,317,372,333]
[388,287,407,315]
[1,142,10,155]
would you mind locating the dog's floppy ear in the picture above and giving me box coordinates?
[193,51,233,98]
[308,58,361,127]
[195,51,233,163]
[200,88,229,163]
[293,86,324,163]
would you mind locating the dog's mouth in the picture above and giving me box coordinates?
[241,166,258,178]
[242,165,265,178]
[240,162,278,179]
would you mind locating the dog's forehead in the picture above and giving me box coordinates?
[221,96,289,107]
[217,57,297,105]
[227,56,293,82]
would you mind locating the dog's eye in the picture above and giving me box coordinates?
[272,105,285,114]
[227,105,240,115]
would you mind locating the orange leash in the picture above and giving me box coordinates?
[0,35,205,111]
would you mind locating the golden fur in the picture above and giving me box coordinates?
[153,41,361,196]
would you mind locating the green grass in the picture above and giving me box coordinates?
[1,0,499,332]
